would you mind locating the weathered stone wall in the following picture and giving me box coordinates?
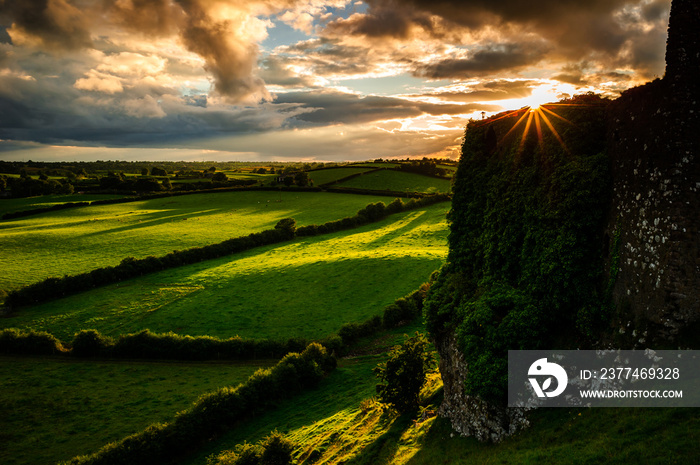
[435,330,528,442]
[606,0,699,345]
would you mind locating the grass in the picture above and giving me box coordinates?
[185,321,427,465]
[0,194,124,217]
[0,356,272,465]
[336,170,452,193]
[0,191,392,292]
[185,320,700,465]
[0,203,450,340]
[307,168,375,186]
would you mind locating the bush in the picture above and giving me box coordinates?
[260,432,295,465]
[210,432,295,465]
[0,328,65,355]
[71,330,113,357]
[374,332,433,413]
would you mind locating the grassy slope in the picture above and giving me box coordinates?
[0,203,449,340]
[185,321,427,465]
[307,168,374,186]
[0,194,124,216]
[0,356,271,465]
[0,191,390,292]
[187,322,700,465]
[336,170,452,193]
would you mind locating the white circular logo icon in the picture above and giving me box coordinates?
[528,358,568,398]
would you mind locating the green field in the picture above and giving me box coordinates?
[0,203,449,340]
[336,170,452,193]
[0,191,392,292]
[307,168,375,186]
[0,194,124,217]
[0,356,270,465]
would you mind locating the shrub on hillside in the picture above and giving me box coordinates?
[374,332,433,414]
[0,328,65,355]
[210,432,295,465]
[71,330,113,357]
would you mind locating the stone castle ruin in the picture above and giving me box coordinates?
[436,0,699,441]
[607,0,699,345]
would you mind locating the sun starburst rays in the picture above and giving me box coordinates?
[486,103,573,155]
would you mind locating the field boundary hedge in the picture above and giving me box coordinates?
[0,185,322,221]
[3,195,450,310]
[0,280,432,361]
[60,343,336,465]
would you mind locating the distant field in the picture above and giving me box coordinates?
[0,194,124,217]
[1,203,450,340]
[336,170,452,193]
[0,356,270,465]
[307,167,375,186]
[0,191,390,292]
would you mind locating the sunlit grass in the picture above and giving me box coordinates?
[0,203,450,340]
[336,170,451,193]
[0,193,124,217]
[0,356,270,465]
[307,167,375,186]
[0,191,392,292]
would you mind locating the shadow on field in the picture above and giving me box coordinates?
[366,211,427,246]
[185,356,386,464]
[344,413,413,465]
[80,208,225,237]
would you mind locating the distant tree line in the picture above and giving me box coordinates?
[3,175,75,197]
[396,159,449,178]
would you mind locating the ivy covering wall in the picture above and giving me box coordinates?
[424,94,613,403]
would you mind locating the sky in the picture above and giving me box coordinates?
[0,0,672,162]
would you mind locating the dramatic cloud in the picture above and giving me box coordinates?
[0,0,676,162]
[0,0,92,49]
[414,42,550,79]
[274,90,497,125]
[324,0,671,80]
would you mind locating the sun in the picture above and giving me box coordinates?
[522,85,559,112]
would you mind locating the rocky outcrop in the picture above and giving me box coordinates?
[436,330,528,442]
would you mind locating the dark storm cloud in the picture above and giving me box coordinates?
[259,55,319,88]
[430,80,536,102]
[105,0,183,36]
[0,0,92,49]
[273,90,497,125]
[415,43,549,79]
[0,0,299,101]
[326,0,672,78]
